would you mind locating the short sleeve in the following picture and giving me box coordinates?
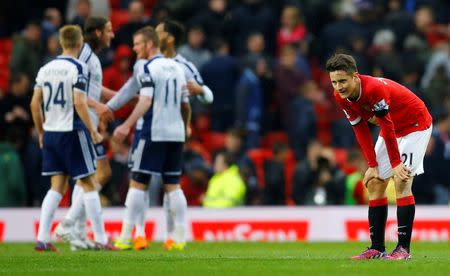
[34,68,44,89]
[73,63,88,93]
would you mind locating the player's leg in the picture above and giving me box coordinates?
[36,174,67,252]
[115,138,150,250]
[352,136,390,260]
[133,183,150,250]
[162,142,187,251]
[115,177,149,249]
[387,126,432,260]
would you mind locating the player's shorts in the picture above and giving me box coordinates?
[92,142,107,160]
[131,139,183,184]
[128,129,141,168]
[42,130,96,180]
[375,125,432,179]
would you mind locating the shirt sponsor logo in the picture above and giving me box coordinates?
[346,220,450,241]
[191,221,309,241]
[34,220,155,240]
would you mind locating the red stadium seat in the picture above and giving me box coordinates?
[334,148,349,169]
[261,131,289,149]
[0,70,9,93]
[201,132,226,153]
[0,38,13,55]
[110,10,129,32]
[109,0,121,10]
[247,148,272,188]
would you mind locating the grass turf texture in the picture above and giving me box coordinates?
[0,242,448,275]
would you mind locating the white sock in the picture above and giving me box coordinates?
[70,185,86,239]
[65,187,84,223]
[83,191,107,244]
[135,190,149,237]
[120,188,146,241]
[168,189,187,244]
[37,190,62,243]
[95,182,102,191]
[163,192,174,240]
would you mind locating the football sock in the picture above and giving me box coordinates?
[83,191,108,244]
[163,192,174,240]
[70,184,86,239]
[65,186,84,224]
[368,197,388,252]
[168,189,187,244]
[135,190,149,237]
[396,195,415,252]
[120,188,145,241]
[37,190,62,243]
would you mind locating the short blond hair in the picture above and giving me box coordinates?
[59,25,83,50]
[134,26,160,48]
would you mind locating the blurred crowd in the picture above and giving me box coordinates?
[0,0,449,207]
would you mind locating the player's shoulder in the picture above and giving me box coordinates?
[78,43,94,62]
[56,55,88,74]
[173,54,198,72]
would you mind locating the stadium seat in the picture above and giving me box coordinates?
[201,132,226,153]
[334,148,349,169]
[0,70,9,93]
[189,140,212,163]
[0,38,13,55]
[109,0,121,10]
[261,131,289,149]
[110,10,129,32]
[247,148,272,188]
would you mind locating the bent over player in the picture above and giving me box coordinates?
[326,54,432,260]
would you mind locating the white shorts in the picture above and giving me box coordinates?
[375,125,432,179]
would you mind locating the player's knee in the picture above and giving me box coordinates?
[367,178,387,197]
[96,167,112,186]
[163,175,180,192]
[394,178,413,196]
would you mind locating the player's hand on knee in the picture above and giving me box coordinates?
[113,124,130,142]
[91,130,103,144]
[393,163,411,182]
[363,167,380,187]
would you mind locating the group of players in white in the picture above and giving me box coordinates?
[31,17,213,252]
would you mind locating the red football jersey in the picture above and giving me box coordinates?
[334,74,432,168]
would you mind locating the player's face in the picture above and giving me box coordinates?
[133,34,148,59]
[155,23,169,52]
[329,70,358,100]
[100,21,114,48]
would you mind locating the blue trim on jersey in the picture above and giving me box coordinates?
[143,54,164,74]
[174,58,204,85]
[57,56,83,75]
[140,96,154,139]
[78,44,86,59]
[85,51,93,63]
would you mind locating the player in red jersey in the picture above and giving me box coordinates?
[326,54,432,260]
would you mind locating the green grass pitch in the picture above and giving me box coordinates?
[0,242,448,275]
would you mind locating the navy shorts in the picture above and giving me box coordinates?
[131,139,183,184]
[128,129,141,168]
[42,130,96,180]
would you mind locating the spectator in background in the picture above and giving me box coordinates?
[288,80,317,161]
[203,151,246,208]
[343,149,368,205]
[235,57,263,150]
[41,8,62,44]
[0,129,26,207]
[276,5,307,56]
[178,25,211,69]
[102,45,133,121]
[292,141,345,205]
[9,21,43,83]
[113,0,149,48]
[239,32,270,70]
[262,142,289,205]
[274,43,307,130]
[347,35,370,74]
[181,143,210,206]
[201,38,239,131]
[70,0,92,29]
[229,0,276,56]
[384,0,415,51]
[42,33,61,64]
[190,0,231,50]
[370,29,403,82]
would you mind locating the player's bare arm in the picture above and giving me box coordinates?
[368,116,379,126]
[74,91,103,144]
[30,87,44,148]
[181,102,192,138]
[113,95,152,142]
[101,86,117,101]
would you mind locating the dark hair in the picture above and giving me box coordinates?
[272,142,288,156]
[162,19,185,47]
[325,54,358,74]
[84,16,108,51]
